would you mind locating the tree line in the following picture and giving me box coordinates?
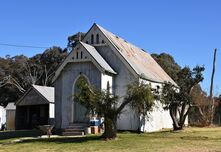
[0,38,220,139]
[0,47,68,106]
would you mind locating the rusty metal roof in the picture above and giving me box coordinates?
[96,24,177,85]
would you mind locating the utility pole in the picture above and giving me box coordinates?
[210,48,217,125]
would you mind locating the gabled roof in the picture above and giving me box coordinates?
[52,42,116,82]
[32,85,54,103]
[80,42,116,74]
[16,85,54,106]
[95,24,177,86]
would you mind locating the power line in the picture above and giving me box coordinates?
[0,42,49,49]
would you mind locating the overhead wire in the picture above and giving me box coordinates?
[0,42,49,49]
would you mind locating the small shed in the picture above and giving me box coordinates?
[5,103,16,130]
[15,85,55,130]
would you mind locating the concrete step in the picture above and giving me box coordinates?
[62,132,85,136]
[69,123,88,126]
[62,123,87,136]
[67,126,85,129]
[65,128,85,132]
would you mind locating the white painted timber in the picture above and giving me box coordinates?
[0,106,6,129]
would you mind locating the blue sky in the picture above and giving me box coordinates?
[0,0,220,95]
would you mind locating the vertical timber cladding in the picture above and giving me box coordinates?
[96,45,140,131]
[15,86,54,130]
[55,75,63,129]
[59,62,101,129]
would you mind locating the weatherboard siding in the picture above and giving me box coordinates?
[95,45,140,131]
[55,62,101,129]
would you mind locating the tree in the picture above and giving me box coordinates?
[161,66,205,130]
[214,95,221,125]
[74,78,155,139]
[125,82,155,132]
[151,53,181,82]
[190,86,212,126]
[67,32,85,50]
[0,47,68,106]
[209,48,217,125]
[39,47,68,85]
[0,55,29,106]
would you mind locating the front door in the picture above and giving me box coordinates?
[74,101,88,123]
[73,76,89,123]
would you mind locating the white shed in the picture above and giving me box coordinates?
[0,106,6,130]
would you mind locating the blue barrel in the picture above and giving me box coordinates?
[90,120,100,126]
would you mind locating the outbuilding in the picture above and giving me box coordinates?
[5,102,16,130]
[15,85,55,130]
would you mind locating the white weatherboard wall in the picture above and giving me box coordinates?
[49,103,55,119]
[140,100,173,132]
[0,106,6,129]
[139,79,173,132]
[101,74,113,91]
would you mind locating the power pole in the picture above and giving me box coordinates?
[210,48,217,125]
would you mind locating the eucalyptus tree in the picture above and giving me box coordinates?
[74,78,155,139]
[161,66,205,130]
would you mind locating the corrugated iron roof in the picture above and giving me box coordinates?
[96,24,177,86]
[32,85,55,103]
[80,42,116,74]
[16,85,55,106]
[5,102,16,110]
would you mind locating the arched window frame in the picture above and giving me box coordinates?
[96,34,99,44]
[76,51,79,59]
[72,74,90,122]
[91,34,94,44]
[80,51,83,59]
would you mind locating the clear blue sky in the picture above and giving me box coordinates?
[0,0,220,95]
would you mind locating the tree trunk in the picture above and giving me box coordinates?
[169,103,191,131]
[102,115,117,139]
[209,48,217,125]
[169,105,182,130]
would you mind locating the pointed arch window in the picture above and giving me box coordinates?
[80,51,83,59]
[96,34,99,44]
[76,52,79,59]
[91,34,94,44]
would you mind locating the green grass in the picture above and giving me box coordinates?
[0,130,41,140]
[1,127,221,152]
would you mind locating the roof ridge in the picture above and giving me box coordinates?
[95,24,177,86]
[95,24,146,53]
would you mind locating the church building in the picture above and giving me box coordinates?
[53,23,177,132]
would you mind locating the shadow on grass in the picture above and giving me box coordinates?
[17,135,102,144]
[0,130,42,140]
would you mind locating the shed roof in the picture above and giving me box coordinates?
[32,85,55,103]
[16,85,54,106]
[95,24,177,85]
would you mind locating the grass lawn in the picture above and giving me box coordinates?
[0,127,221,152]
